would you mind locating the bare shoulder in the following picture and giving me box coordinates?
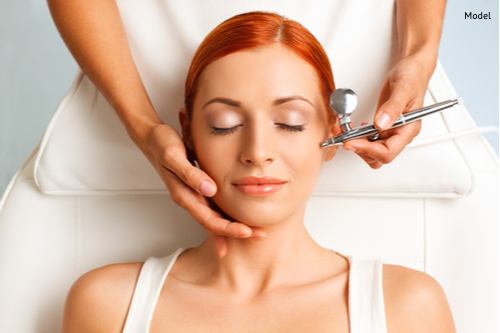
[61,262,144,333]
[382,264,456,333]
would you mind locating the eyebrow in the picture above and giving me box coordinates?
[272,95,314,107]
[202,97,241,109]
[201,95,314,109]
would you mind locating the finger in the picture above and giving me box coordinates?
[162,171,249,236]
[356,151,384,169]
[163,167,270,242]
[345,137,401,165]
[210,233,227,258]
[249,226,267,240]
[341,122,371,152]
[188,199,253,238]
[210,227,266,259]
[159,146,218,197]
[343,137,384,169]
[374,79,418,130]
[344,122,420,165]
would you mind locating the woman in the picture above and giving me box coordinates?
[47,0,446,258]
[61,12,455,332]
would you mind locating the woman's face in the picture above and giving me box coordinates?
[183,44,338,227]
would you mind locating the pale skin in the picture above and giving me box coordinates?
[47,0,447,257]
[61,45,456,333]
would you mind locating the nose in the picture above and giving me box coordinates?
[239,121,277,166]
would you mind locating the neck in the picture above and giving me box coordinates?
[186,209,335,296]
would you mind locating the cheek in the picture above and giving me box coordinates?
[284,141,323,180]
[279,127,326,190]
[191,123,235,185]
[283,119,327,159]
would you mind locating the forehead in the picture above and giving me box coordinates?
[194,44,323,108]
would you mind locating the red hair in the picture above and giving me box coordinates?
[184,11,335,117]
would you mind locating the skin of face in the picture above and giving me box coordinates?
[180,44,338,229]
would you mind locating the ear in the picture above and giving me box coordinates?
[323,118,341,162]
[179,107,197,163]
[179,107,191,147]
[179,107,188,135]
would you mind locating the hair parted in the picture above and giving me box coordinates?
[184,11,335,117]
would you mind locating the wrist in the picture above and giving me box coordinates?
[397,45,439,81]
[115,102,164,147]
[398,40,439,59]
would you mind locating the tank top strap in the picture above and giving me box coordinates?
[122,248,186,333]
[347,256,388,333]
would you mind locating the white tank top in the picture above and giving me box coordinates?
[122,248,387,333]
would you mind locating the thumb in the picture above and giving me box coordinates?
[374,70,423,130]
[164,148,217,197]
[374,88,410,130]
[211,234,227,259]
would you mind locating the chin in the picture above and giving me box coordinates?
[211,196,299,228]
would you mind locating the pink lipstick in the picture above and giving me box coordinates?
[232,176,286,196]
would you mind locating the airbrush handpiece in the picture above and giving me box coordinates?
[321,88,463,148]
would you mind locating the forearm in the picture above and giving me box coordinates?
[47,0,163,144]
[396,0,447,76]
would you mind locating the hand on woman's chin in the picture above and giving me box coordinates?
[209,197,261,228]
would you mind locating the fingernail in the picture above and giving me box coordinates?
[377,113,391,129]
[344,146,356,152]
[200,180,216,196]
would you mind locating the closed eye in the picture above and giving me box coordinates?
[277,124,305,132]
[210,125,241,136]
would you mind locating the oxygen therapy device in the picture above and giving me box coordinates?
[321,88,463,147]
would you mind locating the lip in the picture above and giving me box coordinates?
[232,176,287,196]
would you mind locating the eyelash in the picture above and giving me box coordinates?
[278,124,305,132]
[210,126,240,136]
[210,124,304,136]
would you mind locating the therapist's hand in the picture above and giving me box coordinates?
[342,54,430,169]
[48,0,266,258]
[342,0,445,169]
[141,123,266,258]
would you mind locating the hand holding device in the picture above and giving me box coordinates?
[322,88,463,148]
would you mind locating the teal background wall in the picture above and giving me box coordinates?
[439,0,498,155]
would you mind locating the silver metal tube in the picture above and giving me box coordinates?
[321,97,463,148]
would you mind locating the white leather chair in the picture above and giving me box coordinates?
[0,1,498,332]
